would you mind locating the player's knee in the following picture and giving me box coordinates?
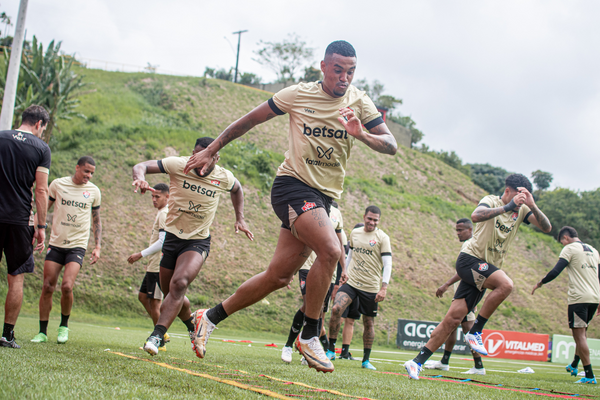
[316,244,341,268]
[500,277,514,295]
[42,281,56,294]
[331,304,343,317]
[61,283,74,294]
[138,292,145,303]
[170,278,189,295]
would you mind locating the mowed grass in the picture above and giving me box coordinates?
[0,316,596,399]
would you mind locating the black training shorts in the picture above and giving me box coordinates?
[335,262,342,286]
[454,252,499,312]
[271,176,332,238]
[160,232,210,271]
[46,246,86,266]
[139,272,163,300]
[341,296,361,320]
[323,283,335,313]
[0,223,35,275]
[568,303,598,329]
[338,283,378,318]
[298,269,335,312]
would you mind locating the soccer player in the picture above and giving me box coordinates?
[186,40,396,373]
[281,202,346,364]
[405,174,552,380]
[0,105,51,349]
[31,156,102,344]
[424,218,486,375]
[327,206,392,371]
[127,183,169,348]
[132,137,253,355]
[532,226,600,384]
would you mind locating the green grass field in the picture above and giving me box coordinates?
[1,316,596,399]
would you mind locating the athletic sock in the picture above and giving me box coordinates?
[319,334,329,350]
[285,310,305,347]
[2,323,14,340]
[328,338,337,352]
[40,320,49,335]
[413,346,434,366]
[182,317,194,332]
[60,314,70,327]
[341,344,350,356]
[206,303,228,325]
[300,316,319,340]
[584,364,594,379]
[572,355,581,368]
[151,325,168,340]
[441,350,452,365]
[474,357,484,369]
[363,348,372,363]
[469,315,488,334]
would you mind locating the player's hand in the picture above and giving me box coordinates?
[234,219,254,241]
[518,187,536,208]
[531,281,542,295]
[286,276,293,290]
[512,191,527,208]
[90,247,101,264]
[436,283,449,298]
[128,252,142,264]
[340,270,349,285]
[132,179,154,194]
[184,148,217,176]
[375,288,387,302]
[338,108,363,140]
[32,228,45,254]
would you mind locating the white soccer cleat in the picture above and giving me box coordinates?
[423,360,449,371]
[143,335,161,356]
[465,332,488,356]
[295,336,334,373]
[281,346,293,363]
[463,367,486,375]
[192,309,216,359]
[404,360,422,380]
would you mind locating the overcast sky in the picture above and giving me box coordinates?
[5,0,599,191]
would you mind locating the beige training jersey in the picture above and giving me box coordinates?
[462,195,531,267]
[146,206,168,273]
[272,82,382,199]
[48,176,101,249]
[346,227,392,293]
[160,156,235,240]
[559,242,600,305]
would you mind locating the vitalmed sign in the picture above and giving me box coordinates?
[396,319,471,354]
[481,329,549,361]
[552,334,600,364]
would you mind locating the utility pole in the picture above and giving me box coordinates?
[232,30,247,83]
[0,0,29,130]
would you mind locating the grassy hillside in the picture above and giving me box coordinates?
[1,67,588,344]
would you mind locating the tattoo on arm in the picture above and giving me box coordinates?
[471,206,506,222]
[92,209,102,247]
[361,124,398,155]
[213,104,278,152]
[531,205,552,232]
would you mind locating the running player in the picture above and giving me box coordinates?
[281,202,347,364]
[327,206,392,371]
[186,40,397,373]
[424,218,486,374]
[132,137,253,355]
[532,226,600,384]
[405,174,552,379]
[31,156,102,344]
[127,183,169,348]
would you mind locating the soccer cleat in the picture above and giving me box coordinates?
[404,360,422,380]
[463,367,486,375]
[57,327,69,344]
[339,352,357,360]
[362,361,377,370]
[465,332,488,356]
[295,336,334,373]
[325,349,336,360]
[188,331,196,352]
[575,377,597,384]
[163,333,171,343]
[31,333,48,343]
[281,346,293,363]
[300,356,308,366]
[0,336,20,349]
[143,334,161,356]
[158,344,167,352]
[423,360,449,371]
[192,309,216,359]
[566,364,578,376]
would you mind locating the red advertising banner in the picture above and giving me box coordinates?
[481,329,549,362]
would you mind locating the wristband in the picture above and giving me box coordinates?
[503,199,517,212]
[37,224,47,229]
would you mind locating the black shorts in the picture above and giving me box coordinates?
[271,176,332,238]
[0,223,35,275]
[454,252,499,312]
[160,232,210,271]
[139,272,163,300]
[334,262,342,286]
[298,269,335,312]
[342,296,361,320]
[568,303,598,329]
[323,283,335,313]
[338,283,378,317]
[46,246,86,266]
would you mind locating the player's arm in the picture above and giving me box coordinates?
[90,208,102,264]
[184,102,280,175]
[336,231,347,284]
[128,231,166,264]
[230,179,254,241]
[532,258,568,294]
[132,160,162,194]
[436,273,461,298]
[338,109,397,155]
[471,192,527,223]
[519,187,552,233]
[375,255,392,302]
[33,170,49,253]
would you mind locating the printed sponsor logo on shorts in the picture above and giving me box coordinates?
[478,263,489,271]
[210,180,221,186]
[302,201,316,212]
[369,239,376,247]
[83,191,91,199]
[300,280,305,289]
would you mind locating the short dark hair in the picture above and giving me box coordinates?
[77,156,96,167]
[195,137,215,149]
[354,222,365,229]
[325,40,356,58]
[558,226,578,242]
[154,183,169,193]
[505,173,532,193]
[365,205,381,216]
[331,201,339,208]
[21,105,49,126]
[456,218,473,228]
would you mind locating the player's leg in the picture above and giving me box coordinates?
[573,327,594,381]
[426,328,457,371]
[57,261,82,343]
[340,318,356,359]
[327,288,353,358]
[34,260,63,342]
[2,273,25,347]
[467,269,513,335]
[361,316,376,370]
[572,303,597,383]
[460,318,485,374]
[138,291,153,320]
[319,283,335,351]
[149,299,161,326]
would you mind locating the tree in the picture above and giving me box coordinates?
[354,79,403,111]
[302,65,321,82]
[531,170,553,191]
[253,33,314,83]
[239,72,261,85]
[388,114,424,146]
[468,163,511,195]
